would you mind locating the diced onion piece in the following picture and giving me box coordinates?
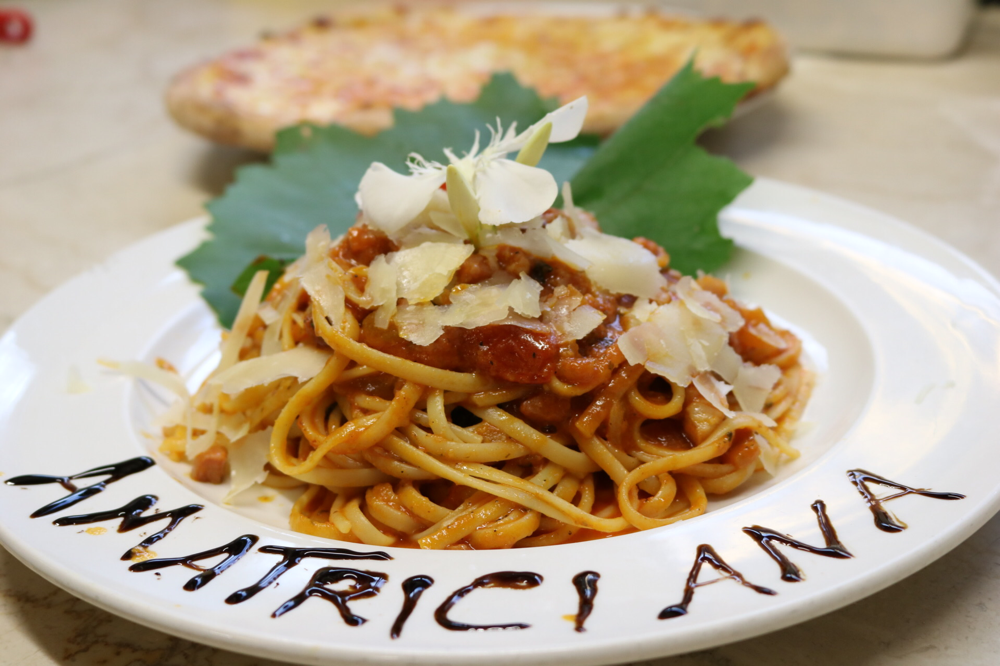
[210,346,331,395]
[732,362,782,414]
[224,428,272,503]
[565,230,666,298]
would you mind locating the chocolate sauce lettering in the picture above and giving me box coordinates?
[391,575,434,639]
[52,494,202,560]
[847,469,965,532]
[6,457,155,518]
[435,571,543,631]
[272,568,387,625]
[659,544,775,619]
[742,500,852,582]
[129,534,259,590]
[571,571,600,632]
[225,545,392,605]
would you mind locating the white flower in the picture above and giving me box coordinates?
[356,97,588,235]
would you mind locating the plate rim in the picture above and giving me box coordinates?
[2,177,999,665]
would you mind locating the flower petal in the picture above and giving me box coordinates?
[506,97,589,153]
[475,158,558,225]
[357,162,445,235]
[540,96,588,143]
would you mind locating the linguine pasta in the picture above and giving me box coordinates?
[153,98,811,549]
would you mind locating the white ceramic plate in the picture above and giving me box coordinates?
[2,178,999,666]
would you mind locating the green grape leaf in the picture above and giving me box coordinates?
[178,66,753,327]
[178,74,597,326]
[571,61,753,275]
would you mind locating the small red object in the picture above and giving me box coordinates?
[0,8,32,44]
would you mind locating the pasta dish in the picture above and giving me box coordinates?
[148,97,811,549]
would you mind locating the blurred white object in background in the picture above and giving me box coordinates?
[662,0,976,58]
[467,0,976,59]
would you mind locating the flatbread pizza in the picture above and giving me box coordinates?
[166,5,789,151]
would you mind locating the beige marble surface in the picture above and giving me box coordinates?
[2,1,1000,664]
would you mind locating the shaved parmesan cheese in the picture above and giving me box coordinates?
[628,298,657,324]
[364,255,398,328]
[693,372,735,417]
[392,242,474,303]
[710,343,743,384]
[218,414,250,444]
[102,359,190,402]
[675,276,743,331]
[544,215,571,243]
[732,362,782,414]
[562,305,605,341]
[395,304,447,346]
[565,229,666,298]
[502,274,542,318]
[395,275,544,345]
[302,260,345,327]
[494,225,551,256]
[298,225,332,276]
[617,321,658,366]
[616,298,732,387]
[754,433,780,475]
[256,302,280,325]
[261,285,301,357]
[224,428,272,503]
[399,225,466,248]
[217,270,268,373]
[210,346,331,395]
[487,225,591,271]
[428,210,468,239]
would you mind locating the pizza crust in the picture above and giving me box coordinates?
[166,5,790,152]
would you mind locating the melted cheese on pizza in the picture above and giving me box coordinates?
[167,6,788,151]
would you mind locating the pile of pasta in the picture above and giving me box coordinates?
[155,206,811,550]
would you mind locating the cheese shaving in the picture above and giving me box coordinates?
[224,428,272,503]
[210,346,332,395]
[565,229,666,298]
[395,275,543,345]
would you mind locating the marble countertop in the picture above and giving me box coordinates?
[3,1,1000,664]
